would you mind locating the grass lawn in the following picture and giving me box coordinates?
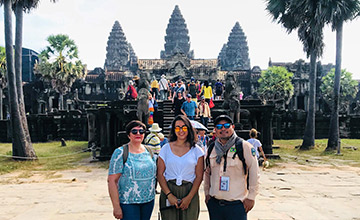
[0,141,90,175]
[272,139,360,167]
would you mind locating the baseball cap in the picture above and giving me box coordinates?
[214,115,233,125]
[187,94,192,98]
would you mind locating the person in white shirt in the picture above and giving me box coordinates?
[159,75,169,101]
[157,115,204,220]
[247,128,267,166]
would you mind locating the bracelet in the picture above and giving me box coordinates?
[166,191,172,197]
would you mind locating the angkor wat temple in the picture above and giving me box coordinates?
[1,5,360,153]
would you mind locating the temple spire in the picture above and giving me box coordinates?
[218,22,251,70]
[161,5,194,59]
[104,21,130,72]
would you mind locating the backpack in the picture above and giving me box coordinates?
[215,83,223,94]
[121,144,154,165]
[205,137,247,175]
[189,83,197,97]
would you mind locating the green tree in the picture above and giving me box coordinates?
[266,0,326,150]
[35,34,85,110]
[320,0,360,151]
[320,68,358,113]
[258,66,294,104]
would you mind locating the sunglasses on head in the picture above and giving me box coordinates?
[174,125,188,132]
[130,129,145,135]
[216,123,231,129]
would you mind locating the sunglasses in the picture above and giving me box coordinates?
[130,129,145,135]
[216,123,231,130]
[174,126,188,132]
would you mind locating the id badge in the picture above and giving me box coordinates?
[219,176,230,191]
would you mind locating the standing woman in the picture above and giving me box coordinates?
[201,81,213,104]
[108,120,156,220]
[157,115,204,220]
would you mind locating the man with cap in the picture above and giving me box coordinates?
[144,123,163,155]
[181,94,198,120]
[204,115,259,220]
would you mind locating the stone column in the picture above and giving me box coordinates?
[87,112,96,144]
[262,106,273,154]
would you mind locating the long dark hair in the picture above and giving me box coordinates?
[169,115,197,147]
[204,80,209,87]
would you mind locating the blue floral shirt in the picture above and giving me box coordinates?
[108,146,156,204]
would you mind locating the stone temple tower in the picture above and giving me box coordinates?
[218,22,251,71]
[161,5,194,59]
[104,21,136,72]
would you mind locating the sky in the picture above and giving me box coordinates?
[1,0,360,79]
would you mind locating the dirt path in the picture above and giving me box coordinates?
[1,162,360,220]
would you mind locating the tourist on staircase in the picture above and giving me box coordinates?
[201,80,213,104]
[188,77,198,104]
[181,94,198,120]
[159,75,169,101]
[172,91,185,117]
[125,80,137,100]
[150,77,160,100]
[214,79,224,100]
[198,95,211,128]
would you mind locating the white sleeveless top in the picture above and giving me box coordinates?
[159,143,204,186]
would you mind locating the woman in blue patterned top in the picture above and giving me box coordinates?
[108,120,156,220]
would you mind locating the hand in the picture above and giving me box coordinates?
[113,206,123,219]
[243,198,255,213]
[205,195,211,204]
[179,195,192,210]
[167,194,179,209]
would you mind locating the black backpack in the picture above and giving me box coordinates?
[205,137,247,175]
[121,144,154,165]
[189,83,197,97]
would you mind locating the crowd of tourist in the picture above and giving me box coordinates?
[108,113,268,220]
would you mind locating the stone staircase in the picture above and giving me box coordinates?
[162,100,214,136]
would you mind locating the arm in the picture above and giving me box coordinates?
[203,162,211,203]
[243,141,260,212]
[259,145,267,161]
[179,156,204,210]
[157,157,179,208]
[108,174,123,219]
[181,103,187,116]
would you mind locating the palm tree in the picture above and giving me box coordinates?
[36,34,85,110]
[266,0,326,150]
[322,0,360,151]
[1,0,57,159]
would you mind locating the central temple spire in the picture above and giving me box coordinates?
[161,5,194,59]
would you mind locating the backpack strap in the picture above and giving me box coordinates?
[122,144,129,165]
[122,144,154,165]
[205,141,215,169]
[232,137,247,175]
[144,145,154,159]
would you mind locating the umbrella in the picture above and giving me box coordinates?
[190,120,208,131]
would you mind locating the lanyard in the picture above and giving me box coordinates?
[223,150,229,173]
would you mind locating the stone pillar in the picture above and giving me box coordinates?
[87,112,96,144]
[262,106,273,154]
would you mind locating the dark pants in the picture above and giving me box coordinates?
[206,197,247,220]
[188,116,195,120]
[200,116,209,128]
[120,200,154,220]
